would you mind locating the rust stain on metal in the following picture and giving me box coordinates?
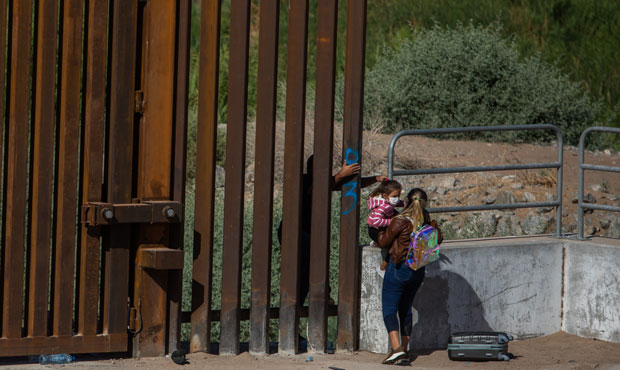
[338,0,367,352]
[0,0,371,358]
[133,0,177,357]
[78,0,109,337]
[3,0,33,339]
[54,0,83,337]
[104,0,137,339]
[308,0,338,352]
[191,0,222,354]
[249,0,280,355]
[279,0,309,355]
[28,0,58,338]
[220,0,251,356]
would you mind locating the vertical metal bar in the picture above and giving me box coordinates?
[308,0,338,353]
[578,130,586,240]
[78,0,108,337]
[137,0,175,202]
[0,0,8,338]
[190,0,221,354]
[387,134,398,180]
[337,0,367,351]
[2,0,32,339]
[134,0,176,357]
[249,0,279,355]
[104,0,137,337]
[53,0,83,337]
[220,0,251,355]
[168,0,191,353]
[28,0,58,338]
[279,0,309,355]
[555,129,563,238]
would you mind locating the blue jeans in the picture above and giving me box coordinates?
[382,259,425,336]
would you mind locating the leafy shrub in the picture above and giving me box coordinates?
[355,23,603,145]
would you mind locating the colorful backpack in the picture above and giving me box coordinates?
[405,223,440,270]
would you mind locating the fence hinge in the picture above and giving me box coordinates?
[128,306,137,332]
[127,298,142,335]
[81,200,182,227]
[134,90,144,114]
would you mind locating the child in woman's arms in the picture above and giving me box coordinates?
[367,179,404,271]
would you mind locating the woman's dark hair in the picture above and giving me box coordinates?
[369,179,402,197]
[405,188,428,203]
[396,188,428,227]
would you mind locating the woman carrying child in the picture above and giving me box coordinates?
[367,179,404,272]
[377,188,443,365]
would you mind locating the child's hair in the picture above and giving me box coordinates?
[369,179,402,198]
[396,188,428,228]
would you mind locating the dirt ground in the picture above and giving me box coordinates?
[3,332,620,370]
[250,120,620,198]
[246,121,620,236]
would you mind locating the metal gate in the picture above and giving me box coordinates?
[0,0,190,357]
[1,0,368,358]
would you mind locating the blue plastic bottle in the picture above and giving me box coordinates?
[39,354,75,364]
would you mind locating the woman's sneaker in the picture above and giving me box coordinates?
[382,346,408,365]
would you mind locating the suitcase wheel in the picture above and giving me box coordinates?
[498,353,510,361]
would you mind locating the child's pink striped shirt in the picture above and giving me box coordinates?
[367,196,404,229]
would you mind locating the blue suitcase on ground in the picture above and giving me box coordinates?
[448,331,513,361]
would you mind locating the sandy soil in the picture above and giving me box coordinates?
[244,121,620,235]
[246,120,620,198]
[3,332,620,369]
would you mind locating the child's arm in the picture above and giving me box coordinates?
[331,160,385,190]
[331,160,360,190]
[368,204,393,228]
[360,175,385,189]
[368,213,390,228]
[377,218,401,249]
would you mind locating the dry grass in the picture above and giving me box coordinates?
[518,170,558,188]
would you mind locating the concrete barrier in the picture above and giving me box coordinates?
[359,236,620,353]
[564,238,620,343]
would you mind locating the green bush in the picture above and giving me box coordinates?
[189,0,620,145]
[348,23,603,145]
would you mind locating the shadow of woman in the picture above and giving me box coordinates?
[409,253,494,353]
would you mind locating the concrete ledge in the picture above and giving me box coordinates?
[564,238,620,343]
[360,236,620,353]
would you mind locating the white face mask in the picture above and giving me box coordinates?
[388,197,400,206]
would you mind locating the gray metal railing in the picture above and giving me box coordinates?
[388,124,564,237]
[577,126,620,239]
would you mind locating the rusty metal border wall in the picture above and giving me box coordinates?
[189,0,368,356]
[0,0,369,358]
[0,0,189,358]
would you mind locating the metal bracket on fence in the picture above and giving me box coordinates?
[134,90,145,113]
[387,124,564,237]
[577,126,620,240]
[81,200,183,226]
